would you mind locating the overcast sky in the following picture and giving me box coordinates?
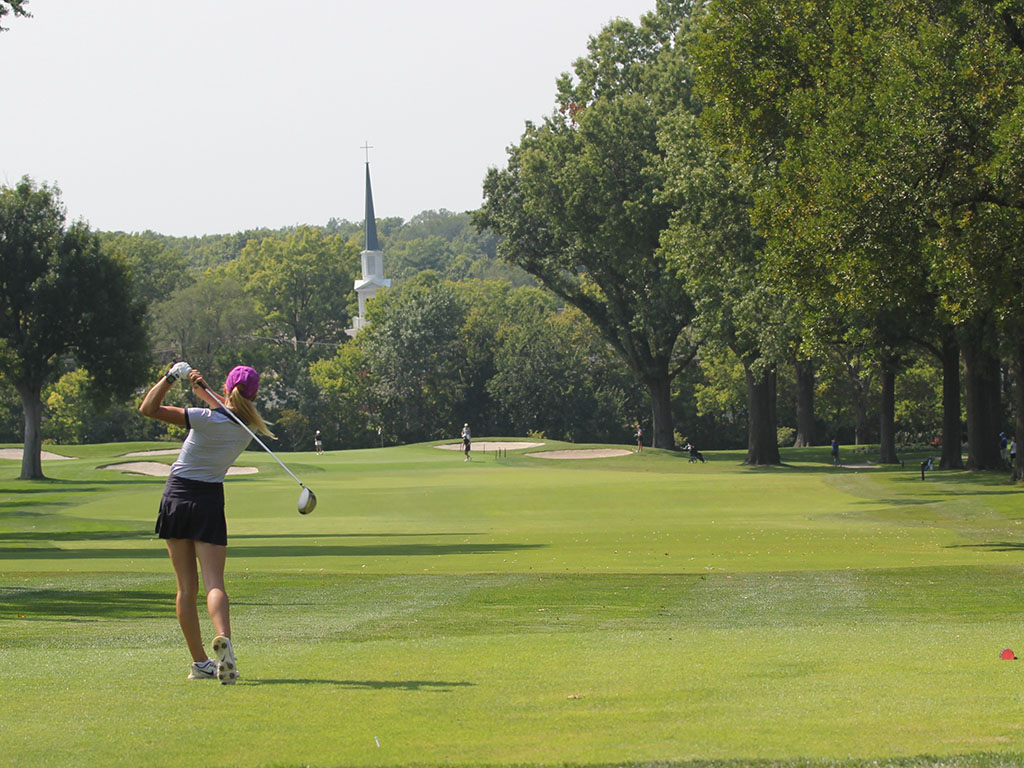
[2,0,656,236]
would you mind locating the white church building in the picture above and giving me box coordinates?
[347,160,391,336]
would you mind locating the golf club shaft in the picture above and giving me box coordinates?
[200,384,306,488]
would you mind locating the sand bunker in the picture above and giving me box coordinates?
[526,448,634,460]
[100,462,258,477]
[435,441,544,451]
[0,448,75,461]
[121,448,182,457]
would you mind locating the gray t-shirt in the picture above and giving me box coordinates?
[169,407,252,483]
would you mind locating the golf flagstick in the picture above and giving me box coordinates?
[200,383,317,514]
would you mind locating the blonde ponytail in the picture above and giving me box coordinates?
[227,387,275,438]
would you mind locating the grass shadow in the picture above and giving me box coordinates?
[229,542,544,559]
[246,678,474,691]
[0,477,156,488]
[227,532,486,540]
[0,529,152,543]
[0,542,545,561]
[0,531,482,544]
[946,542,1024,553]
[850,497,933,507]
[0,587,168,619]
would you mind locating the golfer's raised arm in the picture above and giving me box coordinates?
[139,365,189,426]
[189,370,221,409]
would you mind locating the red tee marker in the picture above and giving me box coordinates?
[1001,648,1017,660]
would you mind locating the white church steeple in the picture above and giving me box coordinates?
[347,150,391,336]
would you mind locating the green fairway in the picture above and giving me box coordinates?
[3,440,1024,767]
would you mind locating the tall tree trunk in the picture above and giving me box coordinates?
[645,372,675,450]
[841,358,873,445]
[1014,340,1024,482]
[794,359,816,447]
[16,383,45,480]
[853,399,869,446]
[744,363,780,465]
[961,323,1003,470]
[939,329,964,469]
[879,365,898,464]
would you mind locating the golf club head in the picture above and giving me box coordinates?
[298,486,317,515]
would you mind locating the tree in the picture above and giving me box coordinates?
[488,305,644,443]
[792,358,819,447]
[475,1,702,450]
[44,367,157,444]
[0,178,150,478]
[385,236,456,280]
[658,109,790,464]
[361,273,468,443]
[0,374,22,442]
[150,270,259,375]
[694,0,974,468]
[0,0,29,32]
[309,337,381,449]
[452,280,551,436]
[99,231,193,309]
[894,350,944,444]
[229,225,358,357]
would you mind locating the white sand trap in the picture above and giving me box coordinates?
[435,441,545,451]
[121,448,182,457]
[527,448,634,460]
[100,462,258,477]
[0,448,75,460]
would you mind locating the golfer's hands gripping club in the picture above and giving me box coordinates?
[186,369,221,409]
[166,361,192,382]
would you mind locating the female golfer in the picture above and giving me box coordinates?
[139,363,273,684]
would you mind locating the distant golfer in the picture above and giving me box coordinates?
[314,430,323,455]
[139,363,274,685]
[635,422,644,453]
[685,439,706,464]
[462,423,472,461]
[831,438,840,466]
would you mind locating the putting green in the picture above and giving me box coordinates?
[2,441,1024,767]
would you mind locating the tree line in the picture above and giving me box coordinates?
[477,0,1024,475]
[3,0,1022,478]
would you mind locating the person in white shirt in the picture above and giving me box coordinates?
[139,363,273,684]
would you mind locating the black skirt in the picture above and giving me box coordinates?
[155,475,228,546]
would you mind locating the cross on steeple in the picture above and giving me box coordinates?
[361,141,373,163]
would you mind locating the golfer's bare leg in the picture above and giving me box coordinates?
[165,539,206,663]
[196,541,230,639]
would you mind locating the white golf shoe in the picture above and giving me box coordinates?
[212,635,239,685]
[187,659,217,680]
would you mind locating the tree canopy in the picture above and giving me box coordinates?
[476,1,702,450]
[0,177,150,477]
[0,0,29,31]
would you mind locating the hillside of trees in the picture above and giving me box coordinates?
[4,0,1024,477]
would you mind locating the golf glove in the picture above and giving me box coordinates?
[166,361,192,382]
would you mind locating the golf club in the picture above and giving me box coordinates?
[200,382,317,515]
